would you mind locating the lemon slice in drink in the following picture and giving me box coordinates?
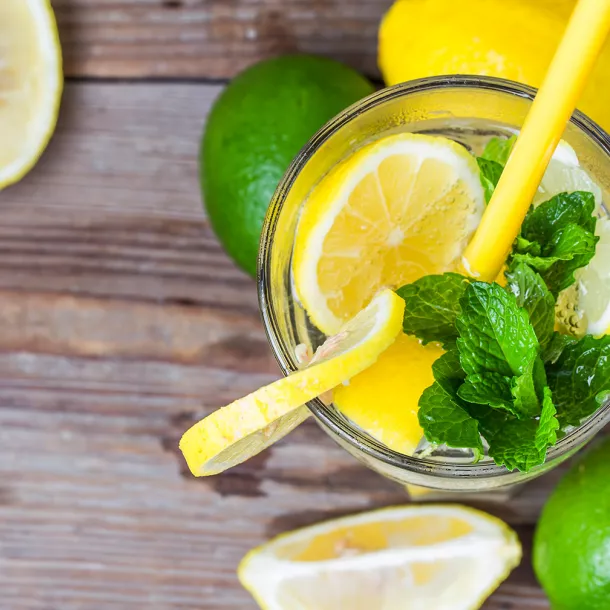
[535,140,603,207]
[293,133,485,335]
[238,504,522,610]
[579,216,610,336]
[180,289,404,476]
[0,0,63,188]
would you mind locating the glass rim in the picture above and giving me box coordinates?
[258,75,610,480]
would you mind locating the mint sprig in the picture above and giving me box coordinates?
[511,192,599,294]
[406,278,559,472]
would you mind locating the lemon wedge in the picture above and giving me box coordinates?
[238,504,522,610]
[180,289,404,476]
[0,0,63,188]
[579,216,610,336]
[293,133,485,335]
[334,333,443,456]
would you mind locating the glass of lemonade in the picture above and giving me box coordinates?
[258,76,610,492]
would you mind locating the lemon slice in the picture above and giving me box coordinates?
[180,289,404,476]
[333,333,443,456]
[0,0,63,188]
[238,504,522,610]
[293,133,485,335]
[579,216,610,336]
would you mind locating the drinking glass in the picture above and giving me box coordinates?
[258,76,610,492]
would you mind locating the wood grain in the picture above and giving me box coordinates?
[52,0,392,79]
[0,80,598,608]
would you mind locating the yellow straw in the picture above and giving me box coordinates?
[462,0,610,282]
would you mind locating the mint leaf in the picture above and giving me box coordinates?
[432,347,464,391]
[513,192,599,294]
[515,224,599,294]
[418,382,484,458]
[537,387,560,453]
[486,387,558,472]
[536,224,599,294]
[418,350,484,459]
[505,262,555,347]
[510,353,547,418]
[477,158,503,203]
[521,191,597,241]
[481,136,516,165]
[457,372,514,412]
[546,335,610,427]
[515,235,541,256]
[542,332,578,364]
[396,273,468,345]
[456,282,539,377]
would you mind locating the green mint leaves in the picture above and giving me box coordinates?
[546,335,610,428]
[485,387,559,472]
[406,275,557,472]
[418,349,484,461]
[396,273,467,346]
[481,135,516,166]
[476,135,515,202]
[505,261,555,348]
[477,139,599,295]
[477,158,503,203]
[456,282,539,378]
[511,192,600,294]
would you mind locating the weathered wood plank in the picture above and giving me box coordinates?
[52,0,392,79]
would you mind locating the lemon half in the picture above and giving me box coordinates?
[0,0,63,188]
[239,504,522,610]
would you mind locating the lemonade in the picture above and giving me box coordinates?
[180,77,610,493]
[258,77,610,491]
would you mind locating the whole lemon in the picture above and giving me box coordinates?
[378,0,610,131]
[201,55,374,278]
[533,437,610,609]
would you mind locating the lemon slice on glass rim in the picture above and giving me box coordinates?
[180,290,404,476]
[0,0,63,188]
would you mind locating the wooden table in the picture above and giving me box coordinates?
[1,2,601,608]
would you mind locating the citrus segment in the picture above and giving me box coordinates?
[293,133,485,334]
[180,289,404,476]
[0,0,63,187]
[239,504,522,610]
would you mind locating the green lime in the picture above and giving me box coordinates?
[201,54,375,277]
[533,437,610,609]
